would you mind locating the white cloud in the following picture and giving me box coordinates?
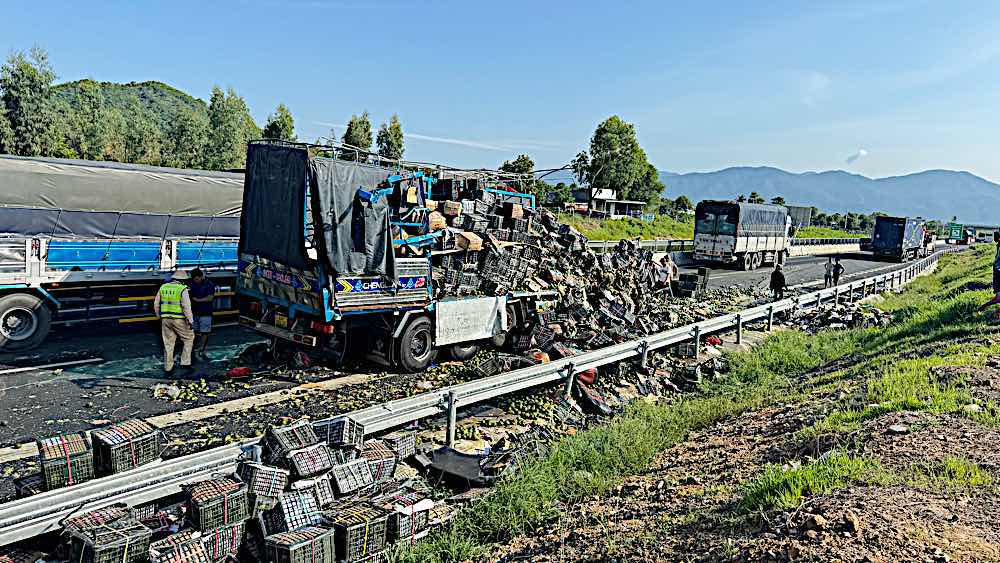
[846,148,869,165]
[800,71,832,106]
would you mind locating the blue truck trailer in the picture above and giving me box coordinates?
[236,140,551,372]
[0,155,241,351]
[870,215,927,261]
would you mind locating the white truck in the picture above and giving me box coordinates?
[693,200,791,270]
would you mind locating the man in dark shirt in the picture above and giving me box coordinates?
[832,259,845,286]
[769,264,787,300]
[188,268,216,362]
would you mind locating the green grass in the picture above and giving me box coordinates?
[907,457,994,490]
[741,451,883,511]
[557,213,694,240]
[793,226,866,239]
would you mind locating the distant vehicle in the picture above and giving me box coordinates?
[870,215,927,261]
[0,156,240,352]
[693,200,791,270]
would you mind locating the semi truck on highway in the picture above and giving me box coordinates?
[870,215,927,261]
[236,141,551,372]
[0,155,241,352]
[693,200,792,270]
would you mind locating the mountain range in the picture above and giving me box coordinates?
[544,166,1000,224]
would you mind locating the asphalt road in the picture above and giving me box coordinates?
[0,249,913,447]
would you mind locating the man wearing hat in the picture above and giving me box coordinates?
[153,269,195,376]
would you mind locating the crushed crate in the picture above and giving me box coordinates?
[382,492,432,544]
[68,518,152,563]
[62,503,131,534]
[237,461,289,500]
[351,551,388,563]
[315,415,364,448]
[380,431,416,460]
[261,420,320,464]
[200,521,245,562]
[186,478,249,532]
[149,530,211,563]
[259,491,321,536]
[290,473,335,508]
[323,502,390,563]
[0,548,44,563]
[92,419,162,476]
[37,432,94,490]
[329,459,374,497]
[14,473,43,498]
[286,443,336,479]
[264,526,335,563]
[360,441,396,484]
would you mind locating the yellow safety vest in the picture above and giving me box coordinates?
[158,282,187,319]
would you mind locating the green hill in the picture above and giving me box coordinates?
[52,79,207,130]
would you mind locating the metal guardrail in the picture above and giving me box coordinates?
[0,250,946,546]
[587,237,867,253]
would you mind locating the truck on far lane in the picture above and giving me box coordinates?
[693,200,791,270]
[870,215,927,261]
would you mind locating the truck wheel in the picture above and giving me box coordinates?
[740,254,753,271]
[448,342,480,361]
[752,252,763,270]
[397,316,437,373]
[0,293,52,352]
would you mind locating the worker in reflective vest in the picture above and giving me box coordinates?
[153,270,195,376]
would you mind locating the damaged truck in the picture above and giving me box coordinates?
[870,215,928,261]
[693,200,792,270]
[236,141,552,372]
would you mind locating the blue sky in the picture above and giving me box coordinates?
[7,0,1000,181]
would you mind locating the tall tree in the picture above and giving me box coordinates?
[770,196,786,205]
[64,79,108,160]
[748,191,765,204]
[0,110,11,153]
[573,115,661,204]
[736,194,747,202]
[206,87,257,170]
[342,111,372,151]
[376,114,404,160]
[119,97,162,165]
[262,103,296,141]
[674,195,694,212]
[163,107,209,169]
[500,154,534,175]
[0,47,57,156]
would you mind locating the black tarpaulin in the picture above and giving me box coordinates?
[311,157,395,276]
[0,207,240,238]
[240,143,310,269]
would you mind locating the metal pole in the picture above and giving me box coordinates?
[735,314,743,344]
[767,306,774,331]
[834,285,840,305]
[693,325,701,360]
[446,391,457,448]
[639,341,650,368]
[563,363,576,396]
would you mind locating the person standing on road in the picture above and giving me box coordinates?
[769,264,787,300]
[832,258,845,286]
[188,268,216,362]
[657,254,678,297]
[154,270,194,376]
[823,257,834,288]
[993,232,1000,293]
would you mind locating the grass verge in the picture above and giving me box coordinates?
[741,451,883,512]
[557,213,694,240]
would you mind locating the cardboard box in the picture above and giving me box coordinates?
[405,186,420,204]
[502,202,524,219]
[456,232,483,251]
[428,211,447,231]
[425,200,439,211]
[443,201,463,216]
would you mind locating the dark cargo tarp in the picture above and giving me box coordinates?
[0,155,244,239]
[311,157,395,276]
[240,144,310,269]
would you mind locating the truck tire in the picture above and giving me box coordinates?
[741,253,754,271]
[448,342,480,361]
[0,293,52,352]
[396,316,437,373]
[752,252,763,270]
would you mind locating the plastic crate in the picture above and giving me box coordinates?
[383,492,431,544]
[186,478,249,532]
[360,441,396,484]
[315,415,364,448]
[290,473,335,509]
[236,461,289,499]
[36,432,94,490]
[259,491,322,536]
[351,550,389,563]
[14,473,43,498]
[261,420,320,465]
[323,502,390,563]
[286,443,336,479]
[149,530,211,563]
[329,459,375,497]
[91,419,162,476]
[0,548,44,563]
[68,518,152,563]
[380,431,416,461]
[264,526,335,563]
[200,521,245,562]
[62,503,131,534]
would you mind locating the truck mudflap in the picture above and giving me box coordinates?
[239,316,318,347]
[434,296,507,347]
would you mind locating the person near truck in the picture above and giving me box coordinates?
[823,257,834,288]
[770,264,787,300]
[656,254,678,297]
[832,258,845,286]
[154,270,195,376]
[188,268,216,362]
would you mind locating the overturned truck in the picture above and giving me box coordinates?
[237,141,552,372]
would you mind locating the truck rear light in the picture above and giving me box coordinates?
[310,321,335,334]
[249,302,262,314]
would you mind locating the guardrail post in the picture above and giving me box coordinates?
[735,314,743,344]
[692,325,701,360]
[446,391,458,448]
[639,341,650,368]
[834,285,840,305]
[767,306,774,331]
[563,362,576,396]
